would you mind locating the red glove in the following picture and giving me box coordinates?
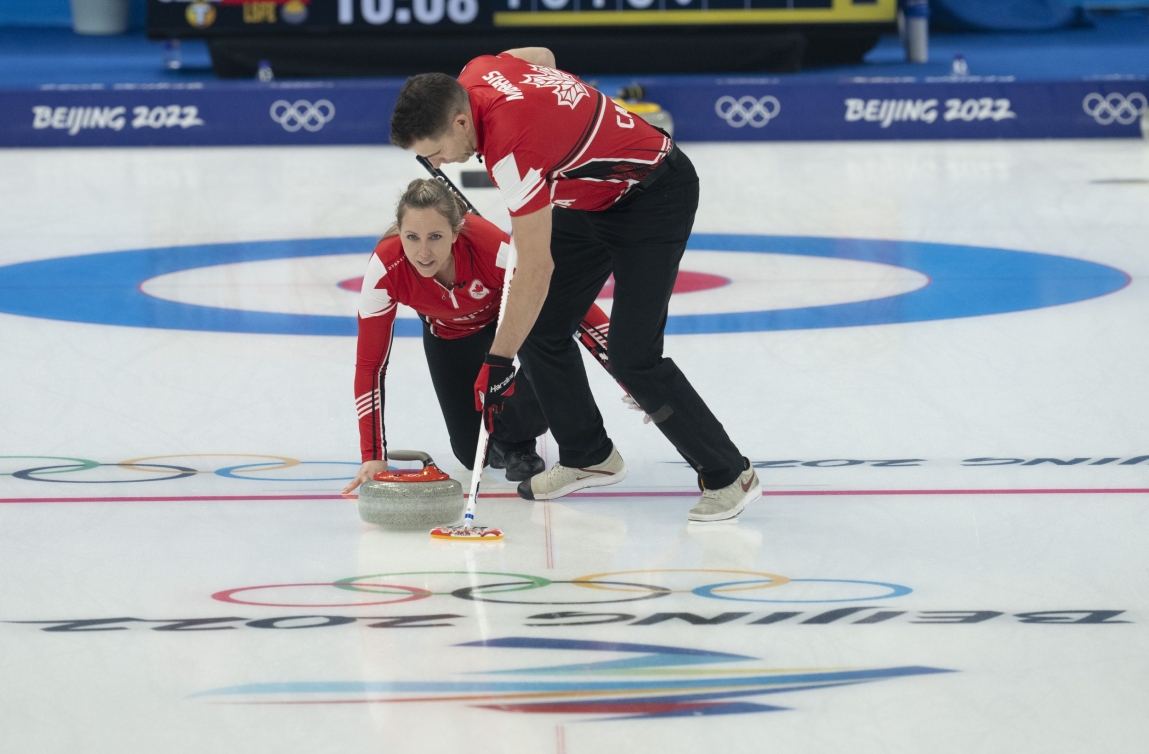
[474,353,516,433]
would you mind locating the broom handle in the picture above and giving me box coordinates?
[463,239,518,527]
[417,156,481,216]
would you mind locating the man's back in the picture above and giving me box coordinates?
[458,53,671,216]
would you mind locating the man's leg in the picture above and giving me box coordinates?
[596,151,745,490]
[494,369,548,452]
[516,207,615,468]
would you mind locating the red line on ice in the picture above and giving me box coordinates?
[2,488,1149,504]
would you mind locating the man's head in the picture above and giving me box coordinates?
[390,73,476,168]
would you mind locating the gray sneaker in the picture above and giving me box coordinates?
[517,445,627,501]
[688,463,761,523]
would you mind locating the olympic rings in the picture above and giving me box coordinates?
[212,582,430,607]
[333,572,551,596]
[1,454,367,483]
[572,569,790,594]
[118,454,299,475]
[0,456,99,476]
[269,99,335,133]
[453,580,672,605]
[1082,92,1147,126]
[693,578,913,603]
[218,571,913,607]
[215,461,359,482]
[12,462,197,483]
[715,95,781,128]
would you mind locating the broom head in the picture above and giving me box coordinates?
[429,525,504,541]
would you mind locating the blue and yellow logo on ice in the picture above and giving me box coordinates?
[194,637,952,719]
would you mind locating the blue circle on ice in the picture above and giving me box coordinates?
[0,234,1129,335]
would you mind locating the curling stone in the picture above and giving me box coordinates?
[357,450,464,530]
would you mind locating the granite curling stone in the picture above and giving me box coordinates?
[357,450,464,530]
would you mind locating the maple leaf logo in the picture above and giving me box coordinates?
[520,65,589,109]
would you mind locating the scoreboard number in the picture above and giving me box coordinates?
[338,0,480,25]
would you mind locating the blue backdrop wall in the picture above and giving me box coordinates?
[0,0,147,28]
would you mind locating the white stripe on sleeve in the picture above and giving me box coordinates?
[358,254,396,319]
[491,152,545,214]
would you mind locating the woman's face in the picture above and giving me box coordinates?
[399,207,459,278]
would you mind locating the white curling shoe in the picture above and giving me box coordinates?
[688,461,761,523]
[516,444,627,501]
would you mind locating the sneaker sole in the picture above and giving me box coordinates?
[518,464,627,501]
[687,480,762,523]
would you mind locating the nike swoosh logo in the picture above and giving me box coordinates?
[741,471,758,493]
[576,468,616,476]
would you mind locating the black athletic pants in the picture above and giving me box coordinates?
[422,319,548,469]
[516,147,745,490]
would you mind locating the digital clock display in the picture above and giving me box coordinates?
[338,0,482,26]
[147,0,894,37]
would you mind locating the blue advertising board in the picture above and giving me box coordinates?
[0,76,1144,147]
[646,76,1147,141]
[0,80,399,147]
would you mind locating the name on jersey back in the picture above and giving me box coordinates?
[481,71,524,102]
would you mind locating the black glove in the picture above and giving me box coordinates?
[474,353,516,434]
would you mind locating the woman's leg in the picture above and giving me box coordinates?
[422,320,487,468]
[422,320,545,473]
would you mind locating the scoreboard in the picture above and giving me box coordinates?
[495,0,896,27]
[149,0,896,37]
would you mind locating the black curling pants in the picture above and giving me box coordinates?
[422,319,547,469]
[516,148,745,490]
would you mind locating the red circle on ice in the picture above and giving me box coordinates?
[338,270,730,297]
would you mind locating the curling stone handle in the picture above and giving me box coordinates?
[386,449,436,467]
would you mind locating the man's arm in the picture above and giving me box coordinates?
[489,207,553,359]
[503,47,556,68]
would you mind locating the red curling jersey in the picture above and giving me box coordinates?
[355,215,513,462]
[458,53,672,217]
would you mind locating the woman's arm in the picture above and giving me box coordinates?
[344,268,399,493]
[502,47,556,68]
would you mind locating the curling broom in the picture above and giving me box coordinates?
[428,236,517,541]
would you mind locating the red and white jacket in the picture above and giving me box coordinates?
[355,215,514,462]
[457,53,672,217]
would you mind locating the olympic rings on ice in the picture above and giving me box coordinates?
[1,454,357,483]
[213,582,431,608]
[456,581,673,605]
[13,462,197,483]
[715,95,781,128]
[694,578,914,603]
[333,571,551,597]
[269,99,335,133]
[1082,92,1147,126]
[215,570,913,607]
[215,461,359,482]
[572,568,790,593]
[0,456,100,476]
